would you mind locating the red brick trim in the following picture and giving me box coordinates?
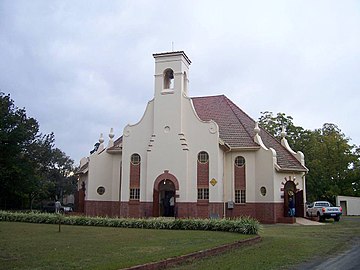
[130,163,140,188]
[123,236,261,270]
[153,170,179,191]
[197,161,209,187]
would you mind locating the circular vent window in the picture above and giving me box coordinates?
[260,186,266,196]
[97,186,105,195]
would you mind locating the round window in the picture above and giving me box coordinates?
[97,186,105,195]
[235,156,245,167]
[131,153,141,165]
[198,151,209,163]
[260,186,266,196]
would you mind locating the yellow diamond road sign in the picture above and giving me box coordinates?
[210,178,217,186]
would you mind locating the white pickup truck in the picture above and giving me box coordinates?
[306,201,342,222]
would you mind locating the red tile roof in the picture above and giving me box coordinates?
[192,95,307,171]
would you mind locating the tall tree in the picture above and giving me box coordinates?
[0,92,76,209]
[0,92,39,208]
[259,112,359,203]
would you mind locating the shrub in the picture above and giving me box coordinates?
[0,211,260,235]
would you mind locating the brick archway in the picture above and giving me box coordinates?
[281,176,303,217]
[153,170,179,191]
[153,170,179,217]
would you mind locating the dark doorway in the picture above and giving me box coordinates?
[340,201,347,215]
[75,182,86,212]
[284,181,296,217]
[295,190,304,217]
[158,179,175,217]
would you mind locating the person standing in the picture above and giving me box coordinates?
[55,200,61,214]
[289,197,295,217]
[169,195,175,216]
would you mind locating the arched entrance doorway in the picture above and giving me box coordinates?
[158,179,175,217]
[284,181,296,217]
[283,180,304,217]
[152,171,179,217]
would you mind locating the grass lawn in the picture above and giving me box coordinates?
[171,216,360,270]
[0,221,251,270]
[1,217,359,270]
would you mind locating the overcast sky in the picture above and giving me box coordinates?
[1,0,359,164]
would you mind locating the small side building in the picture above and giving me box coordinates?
[76,51,308,223]
[336,196,360,216]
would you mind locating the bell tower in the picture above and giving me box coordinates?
[153,51,191,98]
[152,51,191,135]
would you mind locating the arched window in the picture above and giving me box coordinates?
[197,151,209,203]
[131,153,141,165]
[234,156,246,204]
[197,151,209,164]
[164,69,174,89]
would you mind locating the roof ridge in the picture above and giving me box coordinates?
[191,94,225,99]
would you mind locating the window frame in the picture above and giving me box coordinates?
[235,189,246,204]
[129,188,140,200]
[197,188,209,200]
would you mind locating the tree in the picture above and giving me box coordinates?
[258,111,309,150]
[0,92,39,208]
[0,92,76,209]
[259,111,360,203]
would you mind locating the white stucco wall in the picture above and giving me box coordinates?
[121,52,222,204]
[336,195,360,215]
[254,146,276,202]
[122,94,221,203]
[86,148,121,201]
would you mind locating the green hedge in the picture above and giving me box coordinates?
[0,211,260,235]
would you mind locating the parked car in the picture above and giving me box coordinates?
[306,201,342,222]
[42,202,73,213]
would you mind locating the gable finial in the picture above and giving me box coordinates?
[108,128,114,147]
[254,122,260,135]
[99,133,104,144]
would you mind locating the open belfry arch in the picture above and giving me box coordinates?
[76,51,308,223]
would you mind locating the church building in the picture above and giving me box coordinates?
[76,51,308,223]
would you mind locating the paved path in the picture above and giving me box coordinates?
[292,237,360,270]
[295,217,324,226]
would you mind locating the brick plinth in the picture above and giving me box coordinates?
[177,202,224,218]
[84,200,290,223]
[84,200,120,217]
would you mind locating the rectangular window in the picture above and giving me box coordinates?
[197,188,209,200]
[130,188,140,200]
[235,189,246,204]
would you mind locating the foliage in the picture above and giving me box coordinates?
[0,211,260,235]
[0,92,76,209]
[259,112,360,203]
